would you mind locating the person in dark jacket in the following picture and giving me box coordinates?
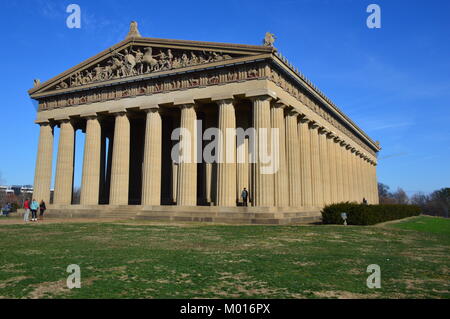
[241,188,249,207]
[39,200,46,220]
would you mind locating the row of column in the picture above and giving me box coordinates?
[33,96,379,207]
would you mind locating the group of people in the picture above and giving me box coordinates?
[23,199,46,222]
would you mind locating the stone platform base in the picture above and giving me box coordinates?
[44,205,322,225]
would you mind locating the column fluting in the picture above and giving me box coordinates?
[216,99,237,207]
[53,120,75,205]
[177,104,197,206]
[33,122,54,204]
[142,107,162,206]
[109,112,130,205]
[80,116,102,205]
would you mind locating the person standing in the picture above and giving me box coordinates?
[30,199,39,222]
[23,199,30,222]
[39,200,46,220]
[241,188,249,207]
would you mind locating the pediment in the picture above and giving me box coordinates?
[29,37,273,98]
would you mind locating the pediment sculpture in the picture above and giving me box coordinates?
[54,46,237,90]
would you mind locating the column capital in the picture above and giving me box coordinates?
[80,112,99,120]
[179,103,196,110]
[35,120,53,127]
[273,99,289,109]
[211,94,234,104]
[140,103,160,111]
[214,98,235,106]
[245,89,277,100]
[286,106,299,117]
[109,107,128,116]
[326,131,336,139]
[318,127,328,135]
[309,121,320,130]
[298,114,311,124]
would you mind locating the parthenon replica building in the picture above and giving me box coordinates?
[28,22,380,224]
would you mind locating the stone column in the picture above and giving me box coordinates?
[350,146,356,202]
[80,116,101,205]
[346,145,354,202]
[334,137,343,203]
[350,149,357,202]
[299,117,312,207]
[53,120,75,205]
[271,102,288,207]
[327,132,337,204]
[309,122,323,207]
[251,96,274,207]
[177,104,197,206]
[33,122,54,204]
[360,154,366,202]
[109,112,130,205]
[216,99,237,206]
[236,131,249,206]
[362,156,369,203]
[285,109,301,207]
[373,162,379,204]
[340,141,349,202]
[318,128,330,205]
[141,107,162,206]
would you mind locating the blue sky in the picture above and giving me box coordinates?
[0,0,448,195]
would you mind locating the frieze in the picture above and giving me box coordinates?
[38,62,267,111]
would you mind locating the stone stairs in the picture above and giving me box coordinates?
[45,205,322,225]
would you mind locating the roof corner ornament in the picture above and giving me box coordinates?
[263,32,276,47]
[33,79,41,87]
[126,21,142,39]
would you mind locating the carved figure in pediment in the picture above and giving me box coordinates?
[110,55,127,78]
[131,48,144,74]
[181,53,189,67]
[172,57,181,68]
[157,50,170,70]
[83,70,93,84]
[115,49,136,76]
[190,52,199,65]
[167,49,173,66]
[142,47,158,73]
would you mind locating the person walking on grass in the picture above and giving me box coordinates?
[30,199,39,222]
[241,188,249,207]
[39,200,46,220]
[23,199,30,222]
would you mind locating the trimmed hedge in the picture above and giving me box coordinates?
[321,202,421,225]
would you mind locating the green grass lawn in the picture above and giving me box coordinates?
[0,216,448,299]
[390,215,450,235]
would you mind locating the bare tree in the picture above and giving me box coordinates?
[429,188,450,218]
[72,187,81,204]
[378,182,396,204]
[392,187,409,204]
[410,192,429,207]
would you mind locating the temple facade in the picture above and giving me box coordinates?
[28,22,380,219]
